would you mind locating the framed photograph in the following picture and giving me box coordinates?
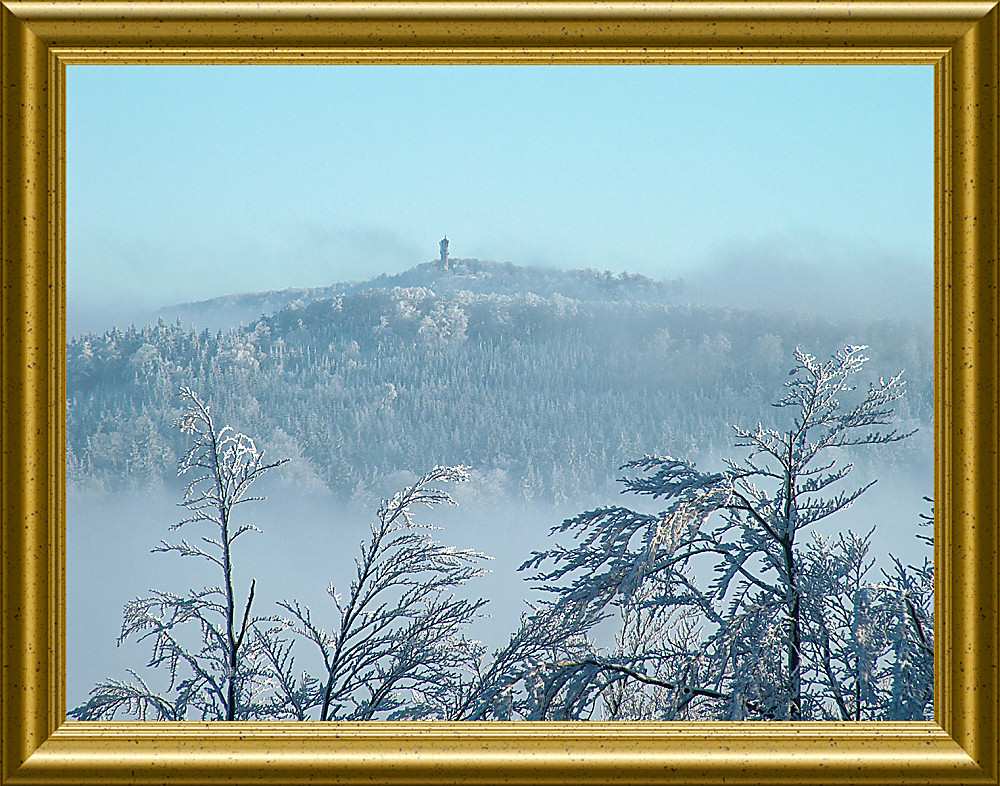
[2,2,998,784]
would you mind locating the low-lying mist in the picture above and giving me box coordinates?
[68,457,932,711]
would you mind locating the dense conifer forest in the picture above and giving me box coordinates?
[67,260,932,502]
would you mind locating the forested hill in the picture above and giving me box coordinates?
[71,263,933,501]
[155,258,686,332]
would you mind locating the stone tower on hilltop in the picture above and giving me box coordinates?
[438,236,450,271]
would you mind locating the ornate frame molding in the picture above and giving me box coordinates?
[1,3,997,783]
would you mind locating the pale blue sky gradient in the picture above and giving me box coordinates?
[68,65,932,333]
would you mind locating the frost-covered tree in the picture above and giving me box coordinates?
[798,527,893,719]
[882,500,934,720]
[799,502,934,721]
[523,346,922,720]
[597,581,720,721]
[517,503,733,720]
[280,466,492,720]
[441,601,605,720]
[69,388,289,720]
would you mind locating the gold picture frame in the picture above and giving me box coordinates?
[1,2,997,783]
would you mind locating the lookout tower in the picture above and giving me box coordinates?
[438,236,450,271]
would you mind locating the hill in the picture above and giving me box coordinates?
[71,261,933,502]
[155,258,686,332]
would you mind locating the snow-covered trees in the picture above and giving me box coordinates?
[71,409,501,721]
[522,346,933,721]
[71,343,934,722]
[279,466,491,720]
[70,388,288,720]
[799,527,893,720]
[66,289,933,501]
[882,501,934,719]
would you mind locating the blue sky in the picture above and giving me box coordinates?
[68,65,932,332]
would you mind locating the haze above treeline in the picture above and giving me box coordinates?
[68,241,932,337]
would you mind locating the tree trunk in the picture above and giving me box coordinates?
[783,432,802,721]
[784,536,802,721]
[209,425,239,721]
